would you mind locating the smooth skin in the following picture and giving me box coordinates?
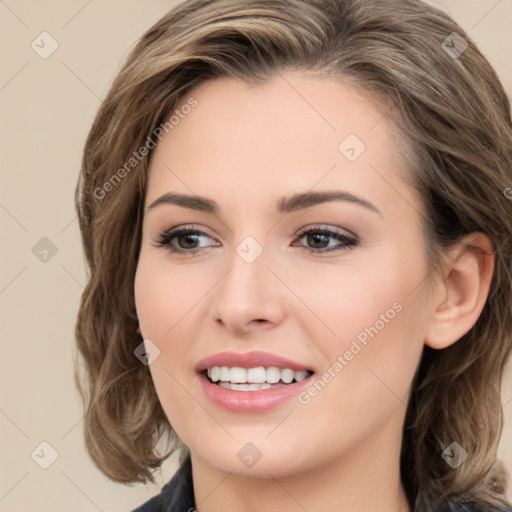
[134,71,494,512]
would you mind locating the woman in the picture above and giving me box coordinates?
[73,0,512,510]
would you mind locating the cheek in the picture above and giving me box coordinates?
[134,253,208,339]
[293,250,426,348]
[296,244,429,399]
[292,281,426,460]
[134,256,197,435]
[134,253,214,420]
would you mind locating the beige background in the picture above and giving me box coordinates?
[1,1,511,510]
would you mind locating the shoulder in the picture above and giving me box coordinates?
[131,456,195,512]
[131,493,165,512]
[449,504,512,512]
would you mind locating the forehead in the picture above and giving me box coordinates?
[145,71,414,217]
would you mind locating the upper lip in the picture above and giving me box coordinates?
[195,351,314,373]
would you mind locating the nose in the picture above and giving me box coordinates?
[210,240,286,338]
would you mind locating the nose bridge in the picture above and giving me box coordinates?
[220,235,270,311]
[211,233,284,333]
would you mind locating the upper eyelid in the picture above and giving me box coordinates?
[160,224,355,237]
[296,225,358,240]
[157,224,358,245]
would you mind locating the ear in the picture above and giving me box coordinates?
[425,233,495,350]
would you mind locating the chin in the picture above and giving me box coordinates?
[189,438,313,479]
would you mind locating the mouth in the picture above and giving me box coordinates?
[203,366,315,392]
[195,351,315,412]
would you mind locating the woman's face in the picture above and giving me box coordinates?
[134,71,436,479]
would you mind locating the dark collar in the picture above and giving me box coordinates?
[133,457,512,512]
[161,455,195,512]
[132,455,195,512]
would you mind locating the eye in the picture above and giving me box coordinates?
[293,226,358,254]
[153,225,218,255]
[153,224,358,256]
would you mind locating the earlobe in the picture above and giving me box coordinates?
[424,233,495,350]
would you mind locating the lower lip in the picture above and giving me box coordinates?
[198,372,314,413]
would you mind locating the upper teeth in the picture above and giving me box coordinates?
[207,366,310,384]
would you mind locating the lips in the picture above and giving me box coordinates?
[195,350,314,373]
[195,351,315,413]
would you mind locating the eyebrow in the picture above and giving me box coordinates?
[147,190,381,215]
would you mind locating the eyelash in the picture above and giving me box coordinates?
[153,225,358,255]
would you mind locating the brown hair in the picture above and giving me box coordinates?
[74,0,512,510]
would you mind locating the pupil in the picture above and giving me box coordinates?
[181,234,198,248]
[308,233,328,248]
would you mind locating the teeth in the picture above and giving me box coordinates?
[247,367,266,383]
[210,366,220,382]
[266,366,281,383]
[218,382,273,391]
[294,371,309,382]
[230,367,247,383]
[219,366,231,381]
[206,366,312,385]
